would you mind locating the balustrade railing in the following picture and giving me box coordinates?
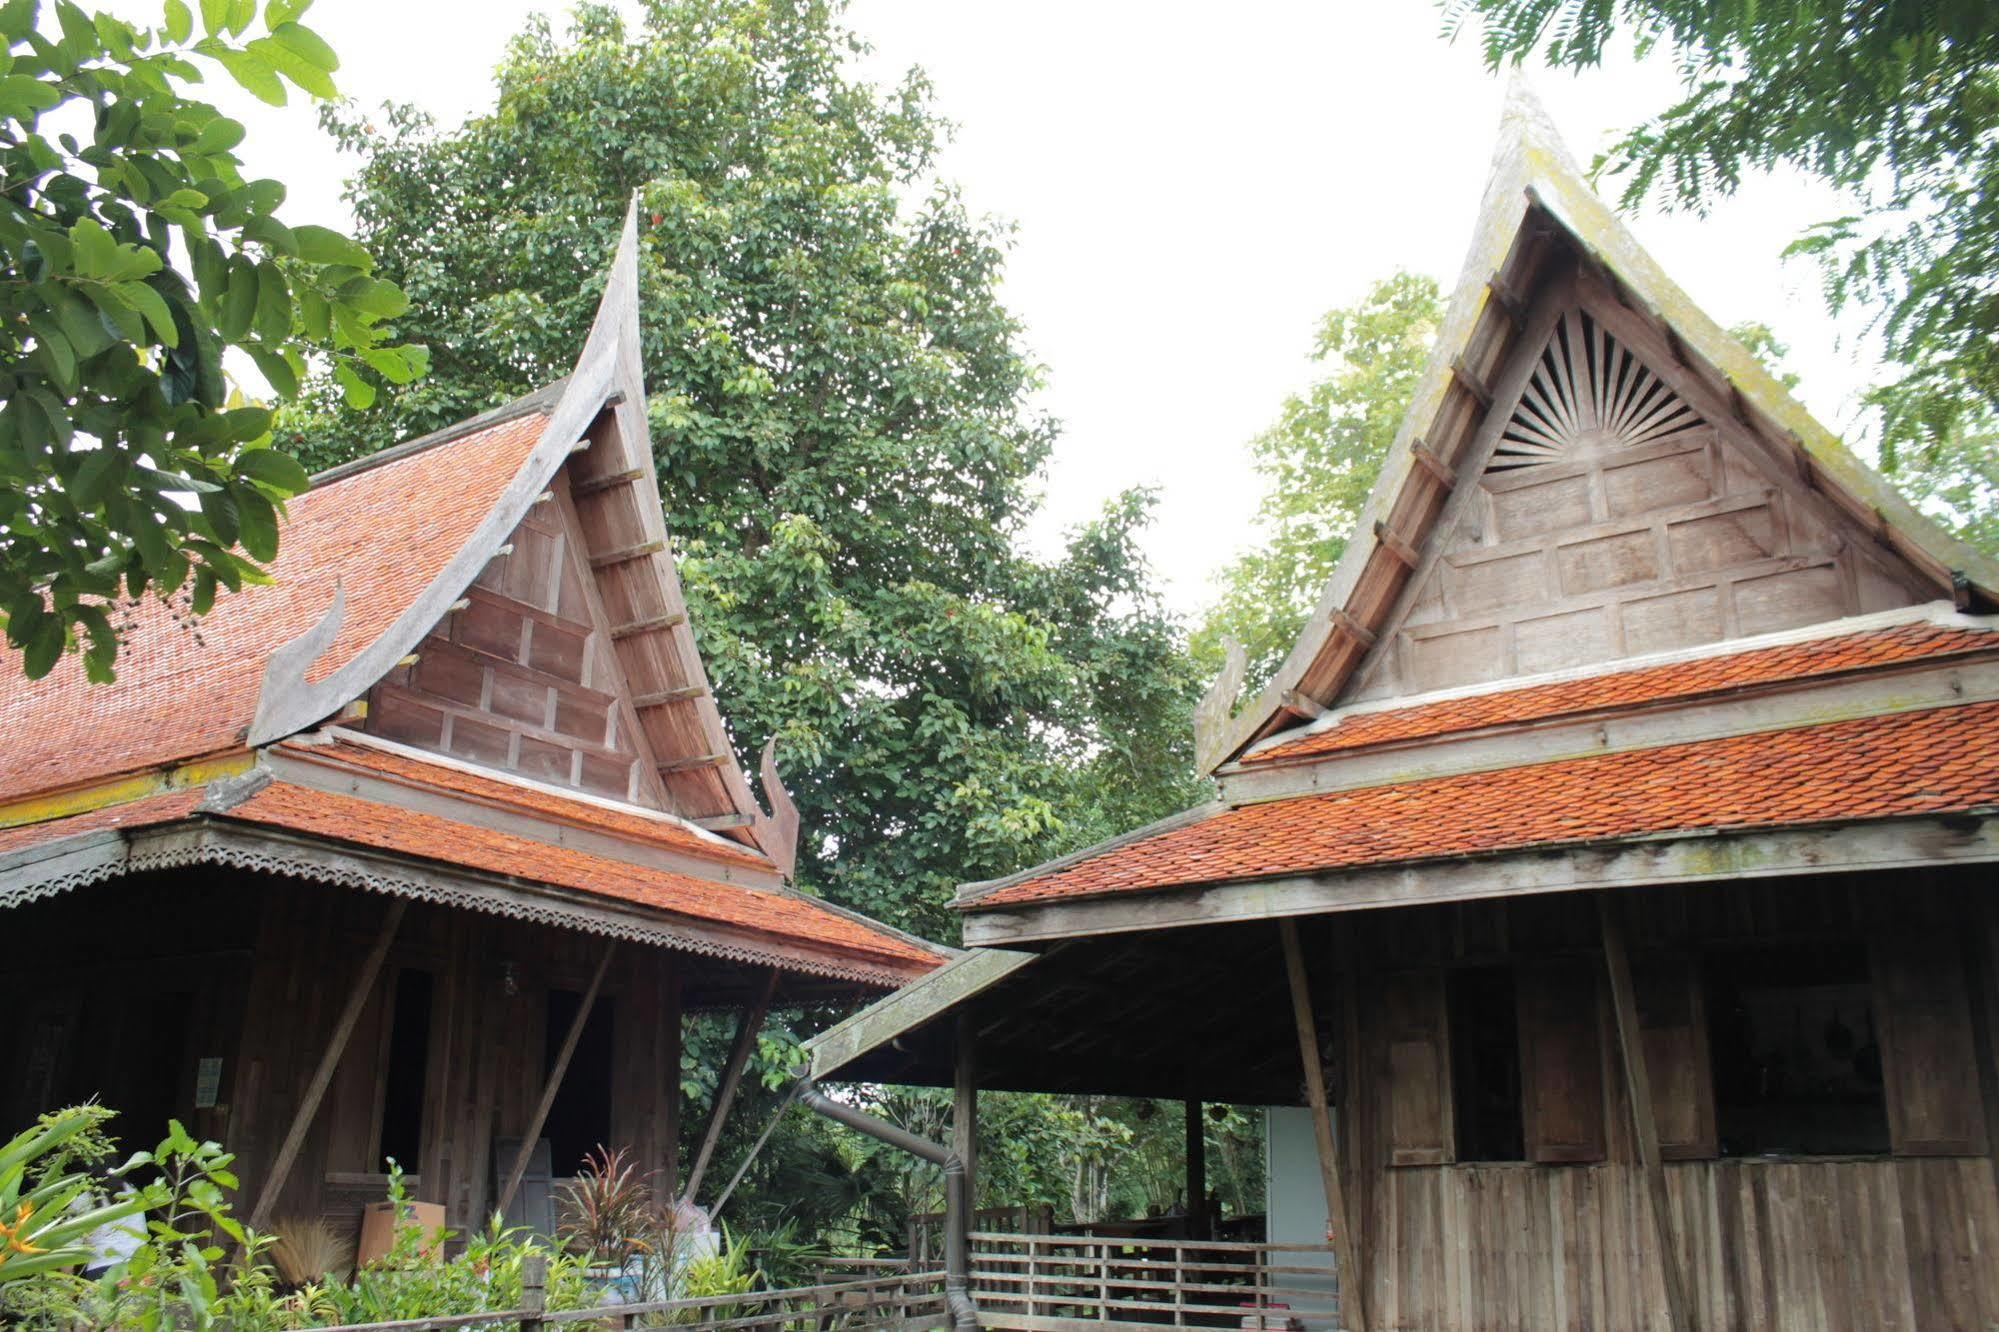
[967,1231,1340,1330]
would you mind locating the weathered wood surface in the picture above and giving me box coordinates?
[970,1232,1340,1330]
[250,897,407,1226]
[1600,898,1692,1330]
[496,939,617,1216]
[1280,920,1365,1331]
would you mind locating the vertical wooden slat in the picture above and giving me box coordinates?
[1185,1094,1207,1238]
[682,967,779,1204]
[1280,919,1369,1332]
[497,939,617,1217]
[1600,895,1694,1331]
[249,896,408,1227]
[953,1010,978,1206]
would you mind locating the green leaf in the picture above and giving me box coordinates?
[233,445,308,493]
[232,482,278,559]
[240,213,296,256]
[292,223,367,269]
[117,279,179,346]
[220,254,257,339]
[71,446,122,504]
[253,256,289,342]
[0,74,60,118]
[210,47,284,105]
[244,341,296,397]
[163,0,193,43]
[198,484,238,544]
[334,361,375,409]
[199,0,228,37]
[335,274,408,320]
[23,616,65,678]
[190,115,245,155]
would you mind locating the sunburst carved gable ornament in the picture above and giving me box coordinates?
[1493,310,1704,470]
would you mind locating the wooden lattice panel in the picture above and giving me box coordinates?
[1494,310,1704,469]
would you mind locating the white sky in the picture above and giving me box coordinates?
[121,0,1883,616]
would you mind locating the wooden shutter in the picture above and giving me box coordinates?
[1874,930,1988,1156]
[1516,959,1607,1163]
[1379,970,1452,1166]
[1633,956,1717,1160]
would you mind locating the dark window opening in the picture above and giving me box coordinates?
[1448,966,1525,1162]
[543,989,615,1177]
[379,969,433,1173]
[1705,942,1888,1157]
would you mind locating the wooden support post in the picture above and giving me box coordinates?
[520,1252,547,1332]
[250,897,407,1227]
[953,1010,978,1207]
[497,940,618,1218]
[1278,920,1367,1332]
[1958,892,1999,1205]
[1184,1094,1208,1239]
[682,968,779,1205]
[1600,896,1694,1332]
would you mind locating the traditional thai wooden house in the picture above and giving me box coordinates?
[0,209,943,1246]
[803,87,1999,1330]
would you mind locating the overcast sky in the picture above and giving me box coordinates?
[133,0,1880,615]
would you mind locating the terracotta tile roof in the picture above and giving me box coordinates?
[0,775,935,977]
[281,737,770,870]
[969,699,1999,910]
[0,411,549,804]
[0,788,204,856]
[1248,620,1999,764]
[223,781,936,972]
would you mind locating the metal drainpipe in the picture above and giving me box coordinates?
[795,1081,979,1329]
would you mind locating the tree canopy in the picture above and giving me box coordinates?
[1442,0,1999,555]
[1195,273,1441,687]
[0,0,420,681]
[297,0,1201,937]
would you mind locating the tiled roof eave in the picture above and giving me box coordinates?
[0,812,928,988]
[963,806,1999,915]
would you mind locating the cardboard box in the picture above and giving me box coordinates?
[355,1200,447,1266]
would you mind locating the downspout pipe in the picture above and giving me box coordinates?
[795,1080,979,1329]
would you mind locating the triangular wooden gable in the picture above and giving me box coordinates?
[251,204,790,863]
[1202,79,1999,770]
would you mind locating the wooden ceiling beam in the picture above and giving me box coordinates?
[658,752,729,774]
[610,611,687,639]
[570,465,647,497]
[589,539,665,569]
[632,684,706,708]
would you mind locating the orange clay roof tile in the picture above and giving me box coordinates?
[281,737,770,870]
[1247,621,1999,764]
[0,788,205,855]
[0,777,935,976]
[222,781,934,970]
[969,699,1999,910]
[0,410,549,804]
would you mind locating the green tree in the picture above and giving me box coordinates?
[1442,0,1999,555]
[0,0,423,681]
[1195,273,1441,686]
[295,0,1200,937]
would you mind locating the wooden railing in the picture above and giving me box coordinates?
[967,1231,1340,1330]
[311,1265,954,1331]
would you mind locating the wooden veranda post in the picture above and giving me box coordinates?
[1278,919,1367,1332]
[497,939,618,1218]
[1184,1094,1207,1239]
[250,897,408,1227]
[682,967,779,1204]
[953,1010,978,1206]
[1599,896,1695,1332]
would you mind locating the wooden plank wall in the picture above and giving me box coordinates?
[222,881,686,1243]
[0,871,688,1247]
[1364,1157,1999,1330]
[1335,870,1999,1330]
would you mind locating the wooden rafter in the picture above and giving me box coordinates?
[1278,920,1366,1332]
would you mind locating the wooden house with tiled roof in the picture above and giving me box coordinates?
[0,207,944,1243]
[802,85,1999,1330]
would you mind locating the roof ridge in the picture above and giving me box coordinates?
[305,379,567,488]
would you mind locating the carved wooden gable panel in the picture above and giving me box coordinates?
[1354,304,1929,701]
[362,497,659,806]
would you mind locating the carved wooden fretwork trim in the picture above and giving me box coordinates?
[1494,309,1703,471]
